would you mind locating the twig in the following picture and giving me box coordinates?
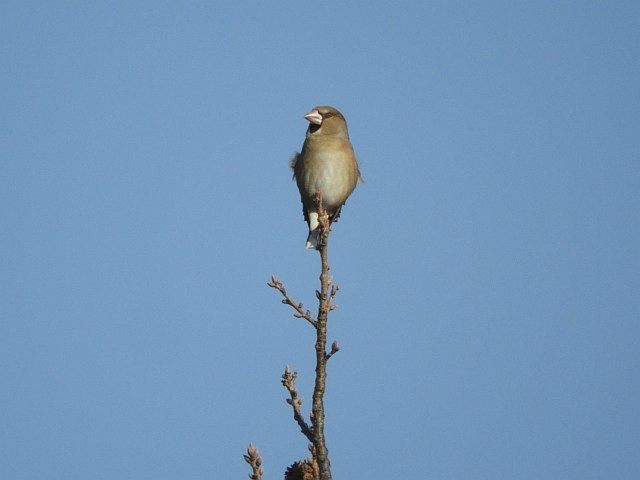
[307,444,320,479]
[243,443,264,480]
[327,285,339,311]
[267,192,341,480]
[267,276,317,328]
[325,341,340,361]
[310,193,333,480]
[281,365,314,443]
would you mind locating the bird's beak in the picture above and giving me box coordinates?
[304,109,323,125]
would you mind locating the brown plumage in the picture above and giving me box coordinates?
[290,106,362,249]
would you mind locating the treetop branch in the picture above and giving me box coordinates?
[267,276,317,328]
[281,365,314,443]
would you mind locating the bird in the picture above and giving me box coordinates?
[291,106,362,249]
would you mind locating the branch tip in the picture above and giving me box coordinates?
[244,443,264,480]
[326,340,340,360]
[281,362,313,442]
[268,276,318,327]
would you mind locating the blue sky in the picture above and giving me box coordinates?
[1,1,638,479]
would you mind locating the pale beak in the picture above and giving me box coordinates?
[304,109,323,125]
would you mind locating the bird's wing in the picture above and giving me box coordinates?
[289,152,300,180]
[290,152,309,223]
[330,205,343,223]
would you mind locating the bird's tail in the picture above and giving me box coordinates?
[305,228,321,250]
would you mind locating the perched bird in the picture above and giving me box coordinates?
[291,106,362,249]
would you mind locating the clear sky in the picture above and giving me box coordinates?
[1,1,638,479]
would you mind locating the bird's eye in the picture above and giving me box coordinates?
[324,112,334,118]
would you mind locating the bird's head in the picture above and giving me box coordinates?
[304,106,349,138]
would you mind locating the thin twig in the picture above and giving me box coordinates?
[307,444,320,479]
[281,365,314,443]
[243,443,264,480]
[267,276,317,328]
[327,285,339,311]
[267,192,341,480]
[325,341,340,361]
[310,192,333,480]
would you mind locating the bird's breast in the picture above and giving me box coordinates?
[296,138,358,209]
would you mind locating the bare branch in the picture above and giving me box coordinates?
[281,365,314,443]
[267,276,317,328]
[263,192,342,480]
[325,341,340,361]
[316,192,331,246]
[243,443,264,480]
[307,444,320,479]
[327,285,339,311]
[310,193,333,480]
